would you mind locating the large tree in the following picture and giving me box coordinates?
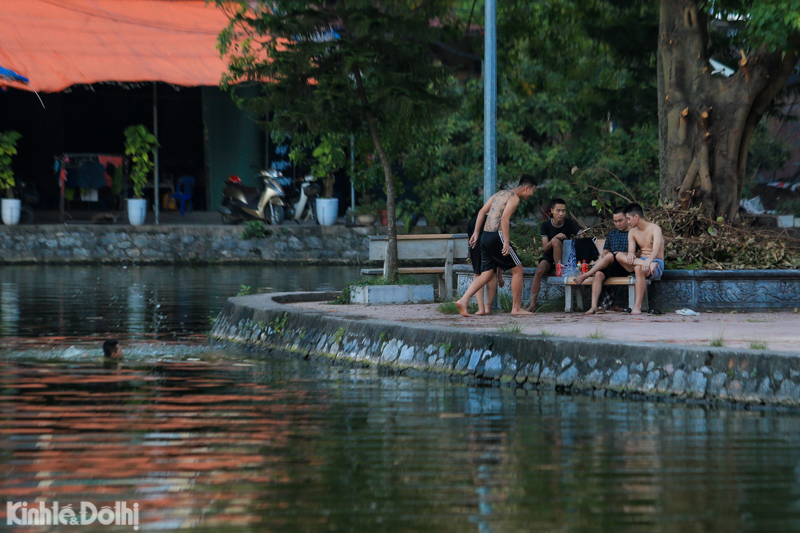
[212,0,457,281]
[658,0,800,220]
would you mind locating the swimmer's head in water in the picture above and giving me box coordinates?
[102,339,122,359]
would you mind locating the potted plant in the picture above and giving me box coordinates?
[123,124,159,226]
[0,131,23,225]
[396,199,419,234]
[311,136,346,226]
[353,201,377,226]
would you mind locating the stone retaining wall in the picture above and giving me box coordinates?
[0,224,380,264]
[210,292,800,409]
[455,265,800,311]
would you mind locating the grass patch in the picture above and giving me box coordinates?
[498,323,522,334]
[709,335,725,347]
[529,300,562,313]
[587,328,606,339]
[332,275,427,304]
[748,340,768,350]
[499,292,513,313]
[438,301,478,315]
[746,318,767,323]
[540,329,554,337]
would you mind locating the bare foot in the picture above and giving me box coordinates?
[574,273,589,285]
[455,300,472,317]
[585,307,599,315]
[511,308,533,316]
[527,300,537,313]
[496,269,505,288]
[483,307,492,315]
[631,307,642,315]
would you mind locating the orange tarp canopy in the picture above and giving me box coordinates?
[0,0,233,93]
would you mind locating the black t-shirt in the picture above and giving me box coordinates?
[540,218,581,261]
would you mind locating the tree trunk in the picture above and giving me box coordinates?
[354,68,398,282]
[658,0,798,221]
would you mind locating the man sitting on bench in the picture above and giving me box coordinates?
[528,197,582,312]
[573,205,632,315]
[616,203,665,315]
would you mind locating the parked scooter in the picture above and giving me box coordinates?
[282,174,320,223]
[14,180,38,224]
[218,170,285,225]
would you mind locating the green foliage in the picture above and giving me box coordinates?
[123,125,159,199]
[406,0,661,227]
[744,123,792,198]
[332,327,345,345]
[499,292,513,313]
[396,199,418,233]
[0,131,22,196]
[242,220,269,240]
[710,335,725,347]
[749,339,768,350]
[509,223,542,267]
[311,135,348,198]
[438,301,478,314]
[238,285,252,296]
[776,197,800,217]
[587,329,607,339]
[714,0,800,55]
[270,313,288,335]
[498,323,522,334]
[213,0,459,281]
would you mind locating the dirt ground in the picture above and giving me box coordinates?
[290,301,800,354]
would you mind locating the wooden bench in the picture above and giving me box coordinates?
[547,275,650,312]
[361,234,469,298]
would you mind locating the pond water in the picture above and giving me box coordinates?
[2,265,800,532]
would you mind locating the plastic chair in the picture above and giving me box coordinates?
[170,176,194,216]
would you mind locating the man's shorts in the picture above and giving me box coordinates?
[480,231,521,272]
[469,241,483,275]
[642,257,665,280]
[600,255,631,279]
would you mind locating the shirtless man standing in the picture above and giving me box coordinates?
[615,203,664,315]
[456,176,537,317]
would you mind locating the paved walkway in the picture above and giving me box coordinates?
[291,301,800,354]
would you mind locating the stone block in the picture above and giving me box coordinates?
[350,285,434,305]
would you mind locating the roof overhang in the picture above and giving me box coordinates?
[0,0,233,93]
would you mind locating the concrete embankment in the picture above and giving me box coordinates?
[0,224,379,264]
[210,292,800,409]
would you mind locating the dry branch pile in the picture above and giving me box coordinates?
[582,205,800,270]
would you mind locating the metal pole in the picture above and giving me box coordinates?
[153,83,160,225]
[483,0,497,203]
[350,135,355,209]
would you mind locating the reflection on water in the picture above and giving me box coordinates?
[2,355,800,532]
[0,265,360,341]
[2,265,800,531]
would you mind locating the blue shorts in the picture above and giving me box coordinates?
[643,257,664,280]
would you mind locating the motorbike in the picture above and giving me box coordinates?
[282,174,320,223]
[14,180,38,224]
[218,170,286,225]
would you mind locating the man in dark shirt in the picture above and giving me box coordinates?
[573,206,633,314]
[528,198,582,311]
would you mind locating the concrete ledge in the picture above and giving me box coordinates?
[0,224,380,264]
[351,285,434,305]
[210,292,800,409]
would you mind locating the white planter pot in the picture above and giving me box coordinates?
[315,197,339,226]
[1,198,21,225]
[127,198,148,226]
